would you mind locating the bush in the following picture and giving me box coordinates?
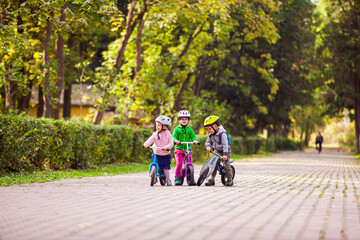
[191,135,209,162]
[0,114,302,174]
[231,137,244,155]
[0,114,152,174]
[339,123,357,152]
[242,137,265,154]
[191,135,265,161]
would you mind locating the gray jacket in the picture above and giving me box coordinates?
[205,126,231,156]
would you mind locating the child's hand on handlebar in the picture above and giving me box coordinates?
[174,141,180,145]
[206,147,211,152]
[193,141,199,145]
[143,144,148,149]
[222,155,228,161]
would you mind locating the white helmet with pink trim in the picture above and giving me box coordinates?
[177,110,191,120]
[155,115,172,127]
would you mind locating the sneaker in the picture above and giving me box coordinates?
[166,179,172,186]
[175,177,181,186]
[205,179,215,186]
[225,179,233,186]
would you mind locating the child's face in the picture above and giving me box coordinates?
[179,117,189,126]
[156,122,167,132]
[206,124,218,134]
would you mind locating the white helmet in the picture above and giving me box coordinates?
[155,115,172,127]
[177,110,191,120]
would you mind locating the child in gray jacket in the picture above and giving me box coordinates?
[203,115,233,186]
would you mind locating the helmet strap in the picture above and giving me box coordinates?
[211,125,218,135]
[157,124,166,138]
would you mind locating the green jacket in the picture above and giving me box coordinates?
[172,125,198,151]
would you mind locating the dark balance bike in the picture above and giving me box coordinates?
[197,150,235,186]
[144,145,170,186]
[174,141,200,186]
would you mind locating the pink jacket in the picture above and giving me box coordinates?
[144,130,174,156]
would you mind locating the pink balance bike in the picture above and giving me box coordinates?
[175,141,200,186]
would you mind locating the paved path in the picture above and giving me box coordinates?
[1,151,360,240]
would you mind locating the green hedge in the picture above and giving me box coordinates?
[0,114,152,173]
[0,114,301,174]
[192,135,300,162]
[192,135,266,161]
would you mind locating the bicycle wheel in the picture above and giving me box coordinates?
[150,165,156,186]
[186,166,194,186]
[159,169,166,186]
[197,167,209,186]
[221,165,235,185]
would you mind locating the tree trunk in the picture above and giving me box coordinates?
[354,71,360,154]
[53,3,66,119]
[165,23,204,86]
[94,0,146,124]
[1,9,16,110]
[304,121,311,146]
[63,82,72,119]
[93,108,104,125]
[113,0,139,74]
[3,63,17,110]
[43,18,52,118]
[37,86,44,117]
[122,1,149,125]
[173,73,192,113]
[18,80,33,112]
[193,57,206,97]
[63,34,76,119]
[135,7,145,73]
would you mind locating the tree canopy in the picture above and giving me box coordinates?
[1,0,359,152]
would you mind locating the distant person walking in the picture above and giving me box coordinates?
[316,132,323,153]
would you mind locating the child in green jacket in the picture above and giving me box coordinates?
[173,110,198,185]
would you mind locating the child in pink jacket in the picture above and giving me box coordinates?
[143,116,174,186]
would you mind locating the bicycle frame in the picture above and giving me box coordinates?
[179,142,197,176]
[201,154,220,179]
[201,150,233,179]
[147,145,166,179]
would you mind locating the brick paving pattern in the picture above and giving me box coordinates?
[1,151,360,240]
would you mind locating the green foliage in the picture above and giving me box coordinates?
[338,123,356,152]
[95,0,282,133]
[317,0,360,153]
[193,134,299,162]
[265,136,301,152]
[0,114,152,174]
[0,0,329,148]
[0,114,300,177]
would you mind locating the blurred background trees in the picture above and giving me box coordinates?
[1,0,358,152]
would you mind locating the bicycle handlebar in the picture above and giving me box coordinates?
[204,149,233,163]
[174,141,200,145]
[204,149,223,159]
[143,146,170,151]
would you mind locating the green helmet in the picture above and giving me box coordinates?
[203,115,220,127]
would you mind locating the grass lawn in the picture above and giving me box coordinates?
[0,163,148,186]
[0,152,274,186]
